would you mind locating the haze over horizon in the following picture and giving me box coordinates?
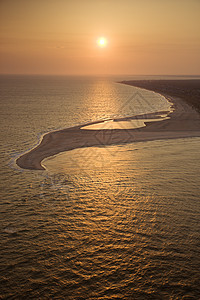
[0,0,200,75]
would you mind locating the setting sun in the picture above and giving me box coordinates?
[97,37,107,48]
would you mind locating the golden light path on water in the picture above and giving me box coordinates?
[42,138,200,300]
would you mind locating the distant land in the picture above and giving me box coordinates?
[120,80,200,113]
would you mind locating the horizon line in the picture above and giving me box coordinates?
[1,73,200,77]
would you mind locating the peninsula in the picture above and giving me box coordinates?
[16,80,200,171]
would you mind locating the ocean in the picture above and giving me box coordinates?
[0,75,200,299]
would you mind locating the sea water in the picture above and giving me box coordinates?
[0,75,200,299]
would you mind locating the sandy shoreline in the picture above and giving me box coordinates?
[16,84,200,171]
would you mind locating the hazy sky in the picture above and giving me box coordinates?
[0,0,200,75]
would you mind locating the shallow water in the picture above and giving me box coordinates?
[80,116,169,130]
[0,75,200,299]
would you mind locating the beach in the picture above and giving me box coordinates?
[16,80,200,171]
[121,79,200,112]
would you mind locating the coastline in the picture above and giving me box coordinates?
[16,82,200,171]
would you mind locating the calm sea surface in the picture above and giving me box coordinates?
[0,75,200,299]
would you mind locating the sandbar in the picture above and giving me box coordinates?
[16,80,200,170]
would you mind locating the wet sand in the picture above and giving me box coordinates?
[16,81,200,170]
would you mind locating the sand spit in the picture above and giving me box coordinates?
[16,82,200,170]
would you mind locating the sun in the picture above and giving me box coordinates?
[97,37,107,48]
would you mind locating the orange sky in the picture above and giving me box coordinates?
[0,0,200,75]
